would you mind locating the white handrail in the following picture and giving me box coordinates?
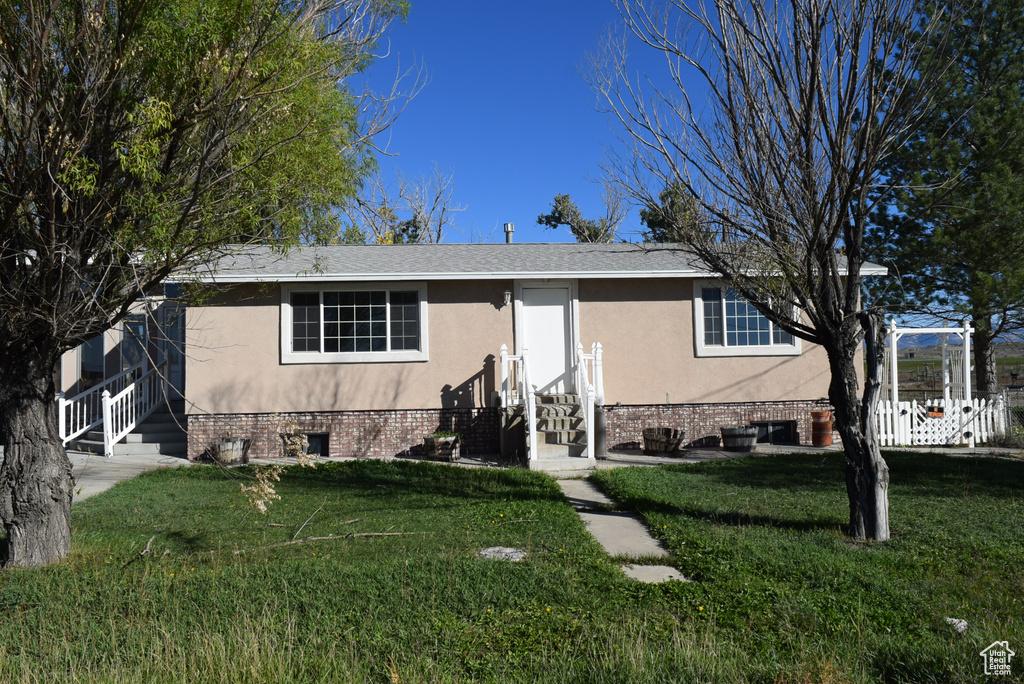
[522,348,538,461]
[58,360,146,445]
[101,360,167,457]
[575,343,602,460]
[500,344,537,460]
[502,342,604,463]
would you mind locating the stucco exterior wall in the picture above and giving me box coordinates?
[577,278,832,405]
[187,277,836,416]
[185,281,514,414]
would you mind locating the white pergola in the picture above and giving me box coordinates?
[883,319,973,406]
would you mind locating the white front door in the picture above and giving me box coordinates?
[519,284,573,394]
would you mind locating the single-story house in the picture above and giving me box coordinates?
[171,241,876,467]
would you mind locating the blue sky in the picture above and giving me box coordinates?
[364,1,653,244]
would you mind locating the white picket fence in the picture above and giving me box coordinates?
[875,395,1007,448]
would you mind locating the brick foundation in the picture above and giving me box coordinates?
[187,408,500,460]
[187,399,833,461]
[604,400,833,449]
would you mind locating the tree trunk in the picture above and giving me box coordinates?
[973,319,998,397]
[0,353,74,567]
[827,312,891,541]
[839,428,890,541]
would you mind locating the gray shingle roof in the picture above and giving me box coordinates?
[193,242,885,282]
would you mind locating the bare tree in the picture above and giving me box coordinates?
[591,0,952,540]
[0,0,414,566]
[345,163,465,243]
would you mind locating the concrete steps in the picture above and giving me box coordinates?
[529,393,595,473]
[74,401,187,457]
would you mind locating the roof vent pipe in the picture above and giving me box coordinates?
[503,222,514,244]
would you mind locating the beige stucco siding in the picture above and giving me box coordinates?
[187,277,834,415]
[185,281,513,414]
[578,279,831,405]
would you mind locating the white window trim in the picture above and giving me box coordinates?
[692,280,801,357]
[280,282,429,364]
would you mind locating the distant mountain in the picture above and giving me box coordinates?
[895,334,1024,357]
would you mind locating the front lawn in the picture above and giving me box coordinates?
[0,453,1019,683]
[591,451,1024,683]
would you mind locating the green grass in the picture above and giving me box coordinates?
[591,452,1024,683]
[0,455,1021,683]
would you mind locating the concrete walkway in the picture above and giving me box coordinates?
[0,448,189,502]
[68,451,190,501]
[557,477,688,583]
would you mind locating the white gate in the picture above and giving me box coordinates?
[876,320,1007,447]
[876,396,1006,448]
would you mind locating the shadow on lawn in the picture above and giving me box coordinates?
[881,451,1024,499]
[272,459,567,506]
[620,494,847,534]
[674,451,1024,501]
[161,529,212,552]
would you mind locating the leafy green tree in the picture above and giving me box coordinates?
[537,192,623,243]
[0,0,408,567]
[866,0,1024,394]
[639,183,703,243]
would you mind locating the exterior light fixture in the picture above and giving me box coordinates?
[503,289,512,307]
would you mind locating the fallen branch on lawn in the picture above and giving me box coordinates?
[293,497,328,540]
[139,536,156,557]
[267,517,363,529]
[497,519,539,526]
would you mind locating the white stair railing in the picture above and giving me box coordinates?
[58,360,146,446]
[522,349,537,461]
[574,343,604,460]
[101,360,168,457]
[499,344,538,461]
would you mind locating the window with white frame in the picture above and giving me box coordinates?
[281,284,428,363]
[693,282,800,357]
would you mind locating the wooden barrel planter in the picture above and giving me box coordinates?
[210,437,252,465]
[720,426,758,452]
[642,427,684,455]
[811,411,833,447]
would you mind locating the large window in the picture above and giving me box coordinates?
[281,284,428,363]
[693,282,799,357]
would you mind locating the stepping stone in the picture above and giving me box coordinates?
[576,510,670,558]
[621,564,691,583]
[557,478,615,509]
[478,546,527,561]
[557,479,671,563]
